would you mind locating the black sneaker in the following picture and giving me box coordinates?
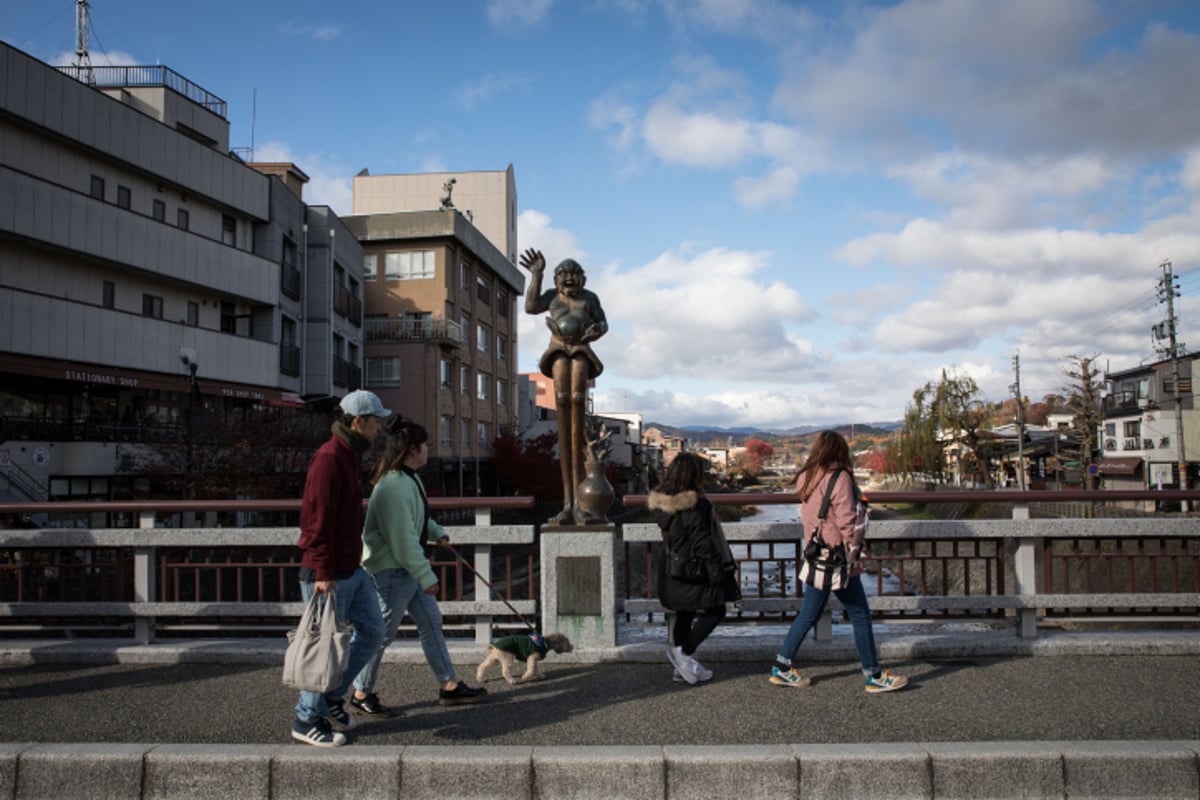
[291,717,346,748]
[324,694,357,731]
[438,682,487,706]
[349,692,392,717]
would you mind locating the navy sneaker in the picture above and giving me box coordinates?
[291,717,346,747]
[324,695,358,730]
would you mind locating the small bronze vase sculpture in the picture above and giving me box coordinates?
[575,459,615,524]
[574,423,615,524]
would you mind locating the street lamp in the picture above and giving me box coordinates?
[180,348,199,499]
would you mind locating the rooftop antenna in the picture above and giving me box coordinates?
[74,0,94,84]
[250,87,257,162]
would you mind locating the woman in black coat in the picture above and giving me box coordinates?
[648,452,738,685]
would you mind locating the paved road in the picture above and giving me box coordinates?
[2,653,1197,747]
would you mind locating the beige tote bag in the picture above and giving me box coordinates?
[282,588,352,692]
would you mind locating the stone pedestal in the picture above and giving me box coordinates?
[539,525,618,648]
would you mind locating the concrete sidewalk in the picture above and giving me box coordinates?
[1,627,1198,799]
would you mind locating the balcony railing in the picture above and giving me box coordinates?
[55,65,228,118]
[364,318,464,347]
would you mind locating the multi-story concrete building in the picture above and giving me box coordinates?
[343,209,523,496]
[0,43,365,502]
[353,168,518,264]
[1098,353,1200,498]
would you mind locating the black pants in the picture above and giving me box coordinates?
[672,605,726,656]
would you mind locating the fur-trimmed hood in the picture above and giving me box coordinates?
[647,489,699,514]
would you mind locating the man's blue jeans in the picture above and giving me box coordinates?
[777,574,880,676]
[354,567,454,691]
[294,567,387,723]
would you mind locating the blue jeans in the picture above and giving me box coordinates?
[294,567,387,723]
[777,574,880,676]
[354,567,454,691]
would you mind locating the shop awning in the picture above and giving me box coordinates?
[1094,456,1143,475]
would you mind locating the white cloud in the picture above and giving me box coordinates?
[280,22,342,41]
[50,49,138,67]
[1183,151,1200,193]
[773,1,1200,159]
[253,141,352,215]
[458,73,531,110]
[733,165,799,208]
[488,0,555,28]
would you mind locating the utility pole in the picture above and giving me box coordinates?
[1011,353,1026,490]
[1155,258,1187,506]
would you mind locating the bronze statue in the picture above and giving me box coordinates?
[520,248,609,524]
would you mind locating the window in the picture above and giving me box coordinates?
[476,421,491,448]
[497,290,508,317]
[152,199,166,222]
[384,250,435,280]
[477,371,490,401]
[363,254,377,281]
[102,280,114,309]
[220,300,236,334]
[116,185,131,209]
[460,366,470,395]
[1123,420,1141,438]
[477,323,490,353]
[461,418,471,448]
[1164,377,1193,395]
[440,415,453,446]
[476,276,491,306]
[460,261,470,293]
[366,357,401,387]
[141,294,163,319]
[90,175,105,200]
[176,208,190,230]
[221,215,237,246]
[187,301,199,326]
[440,358,453,390]
[497,335,507,361]
[497,379,507,406]
[403,311,431,337]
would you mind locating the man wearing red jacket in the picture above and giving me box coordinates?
[291,390,391,747]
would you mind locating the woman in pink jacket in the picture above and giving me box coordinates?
[768,430,908,693]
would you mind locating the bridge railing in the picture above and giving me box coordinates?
[1,490,1198,644]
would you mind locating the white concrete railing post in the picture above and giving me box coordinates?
[134,510,157,644]
[473,544,493,644]
[1010,502,1039,638]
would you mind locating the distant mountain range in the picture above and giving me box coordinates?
[645,421,902,441]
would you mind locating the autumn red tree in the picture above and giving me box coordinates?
[743,437,774,472]
[491,426,562,501]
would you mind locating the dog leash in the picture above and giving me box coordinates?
[438,541,538,633]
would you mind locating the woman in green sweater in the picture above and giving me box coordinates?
[349,417,486,713]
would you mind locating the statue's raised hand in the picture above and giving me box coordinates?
[519,248,545,273]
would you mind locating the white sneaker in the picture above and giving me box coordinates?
[666,646,697,684]
[687,656,713,682]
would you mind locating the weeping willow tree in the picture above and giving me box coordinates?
[885,382,946,481]
[885,370,990,484]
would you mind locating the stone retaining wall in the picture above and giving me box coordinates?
[2,741,1197,799]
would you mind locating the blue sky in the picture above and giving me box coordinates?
[8,0,1200,430]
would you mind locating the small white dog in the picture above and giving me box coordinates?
[475,632,573,685]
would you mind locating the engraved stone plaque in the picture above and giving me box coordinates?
[556,556,601,615]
